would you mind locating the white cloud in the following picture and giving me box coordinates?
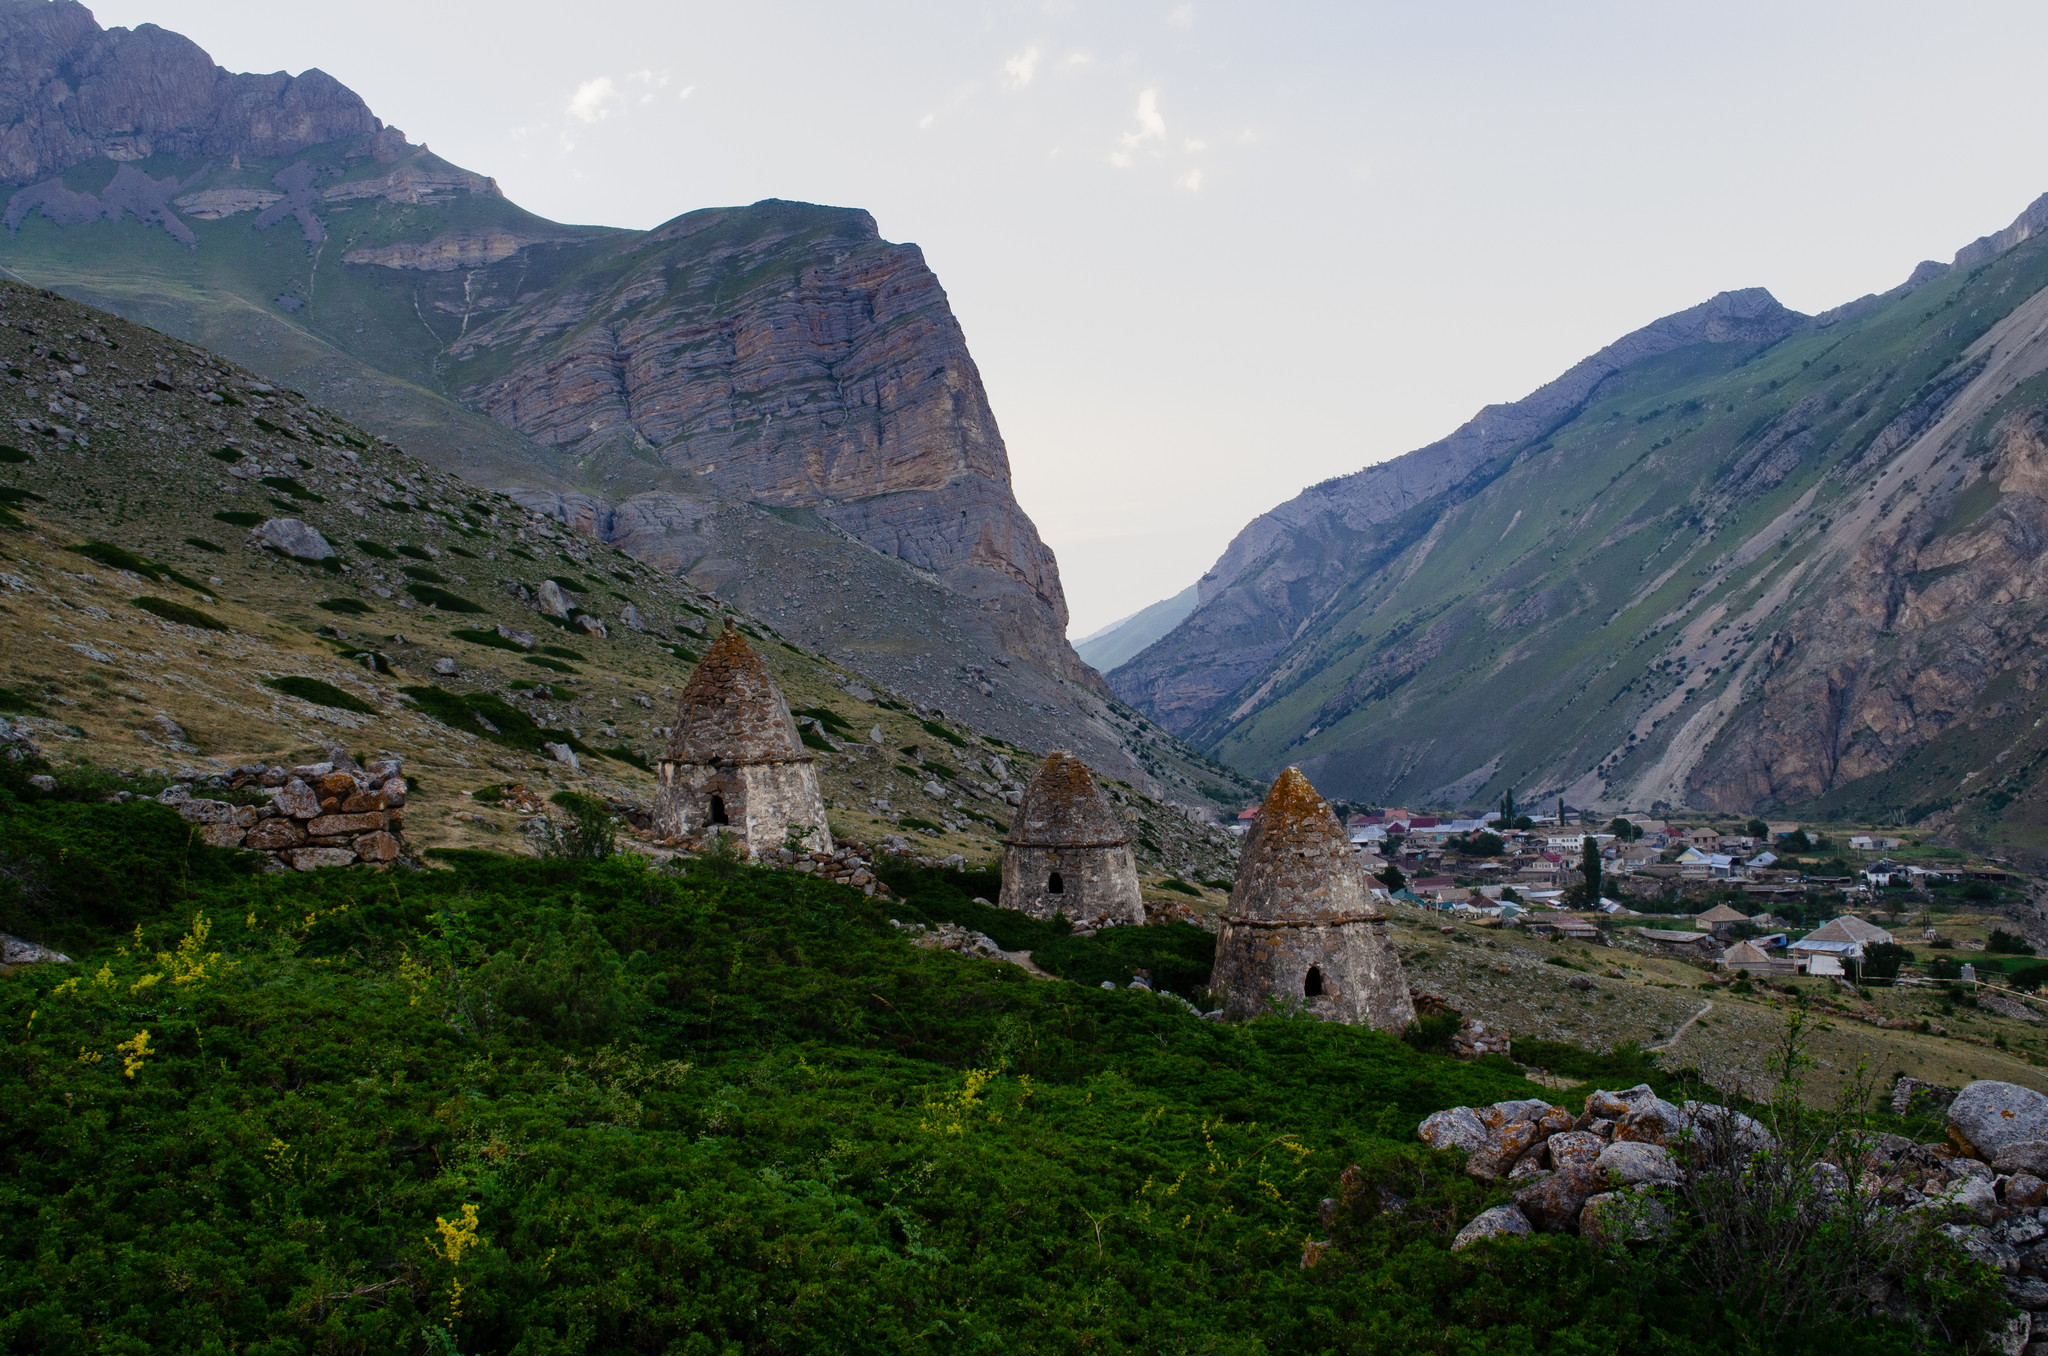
[1004,45,1042,90]
[1177,169,1202,191]
[919,112,935,129]
[1061,50,1093,74]
[566,77,621,124]
[1118,89,1166,154]
[678,85,697,101]
[1168,3,1194,27]
[1184,137,1206,152]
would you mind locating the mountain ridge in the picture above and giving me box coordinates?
[1110,191,2048,854]
[0,0,1187,792]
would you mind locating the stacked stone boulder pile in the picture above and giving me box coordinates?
[157,755,407,871]
[763,842,886,897]
[1424,1084,1768,1248]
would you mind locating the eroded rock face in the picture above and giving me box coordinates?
[456,202,1097,690]
[0,5,376,185]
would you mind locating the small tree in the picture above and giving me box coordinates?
[1607,816,1642,843]
[1580,835,1602,903]
[1376,862,1405,891]
[1745,818,1769,839]
[1500,788,1515,828]
[534,793,618,861]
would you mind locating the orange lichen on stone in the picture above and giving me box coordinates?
[1210,766,1413,1031]
[1229,768,1377,924]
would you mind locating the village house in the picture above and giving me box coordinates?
[1677,848,1735,880]
[1694,903,1751,935]
[1686,828,1722,850]
[1718,939,1795,977]
[1638,928,1722,960]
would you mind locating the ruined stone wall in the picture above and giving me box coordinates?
[652,758,832,856]
[999,842,1143,927]
[1210,916,1415,1031]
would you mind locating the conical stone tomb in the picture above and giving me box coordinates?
[650,625,832,856]
[1210,767,1414,1028]
[998,751,1144,928]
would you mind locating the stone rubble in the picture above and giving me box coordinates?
[1417,1072,2048,1343]
[155,752,408,871]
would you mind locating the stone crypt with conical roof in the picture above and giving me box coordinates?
[650,626,833,856]
[1210,767,1414,1029]
[999,751,1145,928]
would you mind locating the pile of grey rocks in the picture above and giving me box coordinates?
[158,753,407,871]
[888,918,1008,961]
[1428,1077,2048,1349]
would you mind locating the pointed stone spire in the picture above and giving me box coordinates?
[650,624,831,855]
[999,751,1144,928]
[1209,767,1414,1029]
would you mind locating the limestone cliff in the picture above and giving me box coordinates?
[441,200,1094,689]
[0,0,376,182]
[0,6,1107,726]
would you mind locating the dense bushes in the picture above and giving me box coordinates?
[0,800,2003,1353]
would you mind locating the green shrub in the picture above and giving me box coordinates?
[258,475,323,502]
[546,574,589,593]
[401,686,585,757]
[353,539,398,559]
[212,510,264,527]
[400,565,446,583]
[315,597,372,615]
[1402,1011,1462,1054]
[0,686,43,714]
[0,486,41,506]
[533,793,618,863]
[539,644,585,661]
[1158,877,1202,896]
[181,536,224,553]
[395,545,435,561]
[919,717,966,747]
[207,446,243,463]
[406,583,484,613]
[0,810,2001,1353]
[0,443,29,463]
[524,656,577,674]
[263,676,379,714]
[594,744,653,772]
[131,596,226,631]
[452,627,526,652]
[1989,929,2035,955]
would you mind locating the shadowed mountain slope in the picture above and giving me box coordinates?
[0,1,1191,794]
[1111,193,2048,856]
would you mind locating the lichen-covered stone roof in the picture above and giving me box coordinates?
[1229,767,1376,922]
[1005,751,1129,847]
[663,626,808,765]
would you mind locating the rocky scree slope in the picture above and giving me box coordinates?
[1112,192,2048,854]
[0,281,1240,879]
[0,6,1160,794]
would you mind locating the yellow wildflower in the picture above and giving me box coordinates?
[115,1029,152,1078]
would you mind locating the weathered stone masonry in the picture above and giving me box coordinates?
[651,626,832,856]
[1210,767,1413,1030]
[998,750,1144,928]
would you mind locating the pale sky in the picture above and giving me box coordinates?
[90,0,2048,635]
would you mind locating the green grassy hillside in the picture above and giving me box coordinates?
[0,783,2001,1354]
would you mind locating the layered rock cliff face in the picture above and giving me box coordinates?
[1107,193,2048,852]
[0,4,1123,778]
[0,0,376,182]
[441,202,1091,686]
